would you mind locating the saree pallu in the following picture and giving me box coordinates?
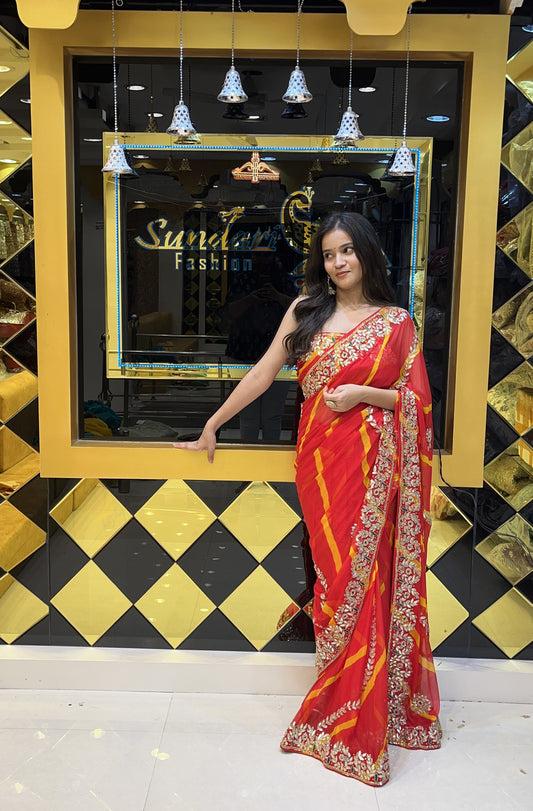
[280,306,442,786]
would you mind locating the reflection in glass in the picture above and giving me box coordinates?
[496,201,533,276]
[487,361,533,434]
[484,439,533,510]
[476,514,533,585]
[493,281,533,357]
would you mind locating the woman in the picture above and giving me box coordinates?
[174,212,442,786]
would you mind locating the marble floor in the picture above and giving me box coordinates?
[0,690,531,810]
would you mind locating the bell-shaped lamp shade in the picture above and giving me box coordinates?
[218,67,248,104]
[281,101,307,119]
[102,138,137,176]
[167,101,200,143]
[282,66,312,104]
[332,107,365,147]
[388,141,416,176]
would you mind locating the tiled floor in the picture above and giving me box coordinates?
[0,690,531,810]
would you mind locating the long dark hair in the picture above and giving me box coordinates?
[284,212,396,364]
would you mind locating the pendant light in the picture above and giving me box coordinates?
[282,0,312,105]
[333,29,364,147]
[167,0,200,143]
[218,0,248,104]
[388,4,416,177]
[102,0,136,175]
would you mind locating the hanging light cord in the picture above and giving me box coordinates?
[111,0,123,135]
[296,0,305,68]
[231,0,236,68]
[179,0,184,102]
[348,28,353,109]
[402,4,412,141]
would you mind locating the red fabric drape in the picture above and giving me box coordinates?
[280,307,441,786]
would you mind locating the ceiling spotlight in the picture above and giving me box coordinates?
[0,66,11,72]
[0,158,18,164]
[84,137,103,142]
[0,120,11,125]
[426,115,450,122]
[126,84,146,91]
[358,86,376,93]
[522,24,533,32]
[19,98,31,104]
[152,112,164,118]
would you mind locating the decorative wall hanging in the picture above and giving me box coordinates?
[102,0,136,175]
[388,4,416,176]
[167,0,200,143]
[333,29,364,147]
[282,0,312,105]
[232,151,280,183]
[218,0,248,104]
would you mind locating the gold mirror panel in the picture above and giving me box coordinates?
[219,481,301,562]
[428,486,472,567]
[496,200,533,277]
[501,120,533,195]
[0,25,28,98]
[473,588,533,658]
[0,423,38,497]
[49,478,132,557]
[507,38,533,106]
[484,439,533,510]
[0,500,45,571]
[135,480,217,561]
[51,560,132,645]
[219,566,298,650]
[0,270,35,349]
[0,573,48,644]
[426,570,469,651]
[0,358,36,423]
[492,281,533,357]
[487,361,533,435]
[134,564,216,648]
[476,513,533,585]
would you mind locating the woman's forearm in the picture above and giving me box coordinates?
[206,366,277,432]
[362,386,398,411]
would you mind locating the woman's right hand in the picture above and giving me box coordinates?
[173,426,217,463]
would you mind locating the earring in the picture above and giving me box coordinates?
[327,278,336,295]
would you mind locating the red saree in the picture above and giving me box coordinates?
[280,306,441,786]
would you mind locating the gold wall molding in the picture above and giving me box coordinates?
[30,10,509,484]
[341,0,426,35]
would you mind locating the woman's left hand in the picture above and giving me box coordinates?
[323,384,364,412]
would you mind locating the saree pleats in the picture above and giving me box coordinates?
[280,307,442,786]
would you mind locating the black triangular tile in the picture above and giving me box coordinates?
[94,520,174,603]
[178,523,256,605]
[6,396,38,447]
[13,615,50,646]
[429,532,473,609]
[485,405,520,465]
[431,619,471,659]
[262,524,315,606]
[101,478,165,514]
[0,75,31,133]
[1,241,35,296]
[48,478,82,511]
[468,624,509,659]
[94,606,172,649]
[493,248,530,312]
[488,327,524,387]
[0,159,33,217]
[498,165,533,230]
[180,608,255,651]
[49,605,90,647]
[9,475,47,531]
[3,318,37,374]
[10,544,48,602]
[269,482,302,517]
[262,611,315,653]
[502,79,533,146]
[48,520,90,595]
[186,480,248,516]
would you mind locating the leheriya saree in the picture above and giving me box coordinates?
[280,306,442,786]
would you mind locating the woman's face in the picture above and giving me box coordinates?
[321,228,363,296]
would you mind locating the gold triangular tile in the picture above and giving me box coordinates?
[51,561,132,644]
[135,564,215,648]
[476,514,533,585]
[496,201,533,276]
[492,281,533,358]
[50,479,131,557]
[507,38,533,104]
[0,367,37,423]
[0,424,39,497]
[220,566,298,650]
[487,362,533,435]
[428,487,472,567]
[0,500,45,571]
[219,481,300,562]
[0,573,48,643]
[501,120,533,193]
[426,570,469,650]
[473,589,533,657]
[484,440,533,511]
[135,480,216,560]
